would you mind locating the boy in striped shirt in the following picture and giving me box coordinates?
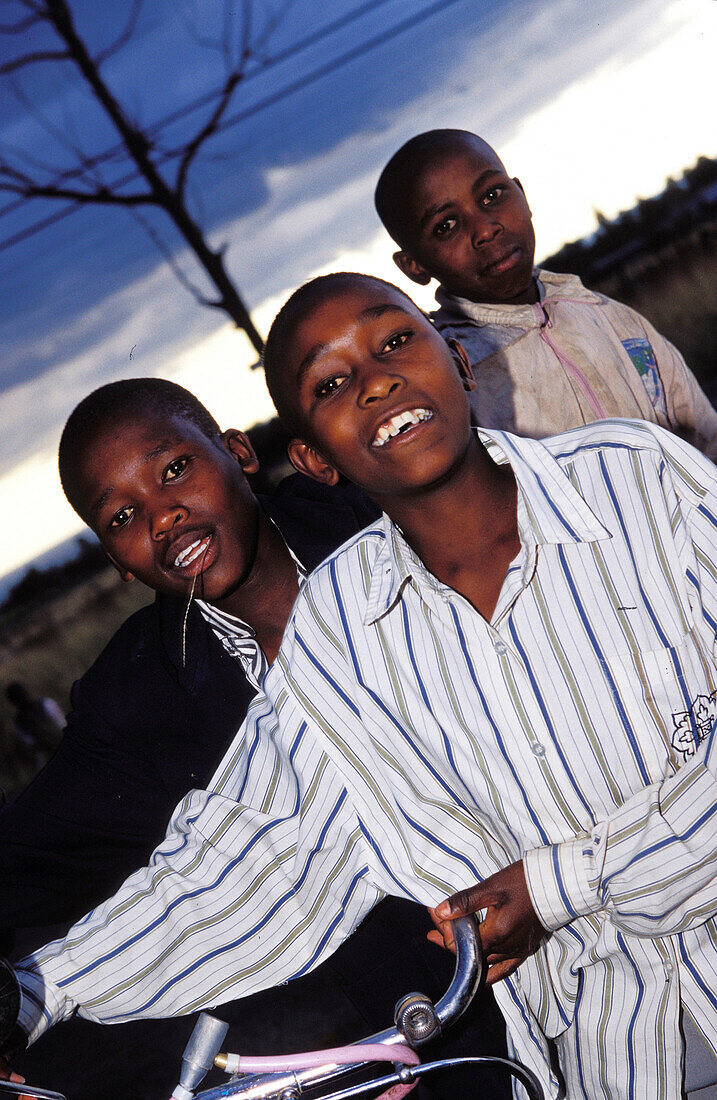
[5,274,717,1099]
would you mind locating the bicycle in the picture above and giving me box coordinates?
[0,918,543,1100]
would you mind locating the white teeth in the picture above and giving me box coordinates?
[174,537,209,568]
[372,408,432,447]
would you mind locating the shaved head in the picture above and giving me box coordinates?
[59,378,221,521]
[375,130,504,249]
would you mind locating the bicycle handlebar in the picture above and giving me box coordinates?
[191,914,484,1100]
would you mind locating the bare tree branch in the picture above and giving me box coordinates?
[0,48,69,75]
[0,168,154,206]
[252,0,296,59]
[95,0,143,67]
[0,0,286,353]
[238,0,253,64]
[174,68,242,201]
[0,4,43,34]
[129,206,218,308]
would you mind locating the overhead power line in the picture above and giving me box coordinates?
[0,0,461,255]
[0,0,398,224]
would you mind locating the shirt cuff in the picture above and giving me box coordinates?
[16,967,71,1046]
[523,834,603,932]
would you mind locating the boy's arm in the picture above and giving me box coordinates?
[523,717,717,936]
[636,314,717,462]
[523,450,717,937]
[431,727,717,972]
[10,674,377,1047]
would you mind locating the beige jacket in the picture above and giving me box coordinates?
[433,269,717,461]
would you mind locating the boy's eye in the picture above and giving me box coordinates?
[433,216,457,238]
[316,375,347,398]
[380,331,411,354]
[163,456,189,481]
[110,506,133,529]
[482,185,504,205]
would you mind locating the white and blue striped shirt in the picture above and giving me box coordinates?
[18,421,717,1099]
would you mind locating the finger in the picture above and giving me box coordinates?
[0,1059,16,1082]
[484,957,525,985]
[427,909,457,951]
[427,929,457,955]
[434,885,483,921]
[427,930,450,951]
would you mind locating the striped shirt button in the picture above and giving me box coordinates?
[494,639,508,656]
[530,742,546,757]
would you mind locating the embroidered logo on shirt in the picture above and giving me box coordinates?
[671,691,717,761]
[621,338,667,416]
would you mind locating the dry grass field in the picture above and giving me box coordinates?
[0,571,152,799]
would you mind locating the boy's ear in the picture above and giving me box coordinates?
[105,550,135,584]
[445,338,475,391]
[222,429,260,475]
[393,250,432,287]
[287,439,340,487]
[512,177,532,216]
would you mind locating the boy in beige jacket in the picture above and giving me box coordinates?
[375,129,717,460]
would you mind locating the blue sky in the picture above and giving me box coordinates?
[1,0,715,591]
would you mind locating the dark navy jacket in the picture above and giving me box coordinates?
[0,477,379,932]
[4,476,508,1099]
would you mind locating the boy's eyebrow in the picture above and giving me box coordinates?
[90,486,115,517]
[296,303,412,384]
[418,168,502,230]
[145,440,173,461]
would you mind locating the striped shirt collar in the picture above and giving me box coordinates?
[195,529,307,689]
[365,427,612,625]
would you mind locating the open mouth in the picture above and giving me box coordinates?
[372,408,433,448]
[172,534,212,570]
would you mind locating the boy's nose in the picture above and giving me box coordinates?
[151,504,188,539]
[470,211,500,248]
[358,368,402,407]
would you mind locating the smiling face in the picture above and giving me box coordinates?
[281,280,476,507]
[394,136,537,305]
[75,412,260,603]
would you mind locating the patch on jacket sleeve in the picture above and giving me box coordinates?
[621,337,667,416]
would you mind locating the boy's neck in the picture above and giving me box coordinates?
[383,437,520,622]
[447,273,540,308]
[211,509,300,664]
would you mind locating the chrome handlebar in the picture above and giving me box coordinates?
[192,915,484,1100]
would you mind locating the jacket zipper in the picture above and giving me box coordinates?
[533,302,608,419]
